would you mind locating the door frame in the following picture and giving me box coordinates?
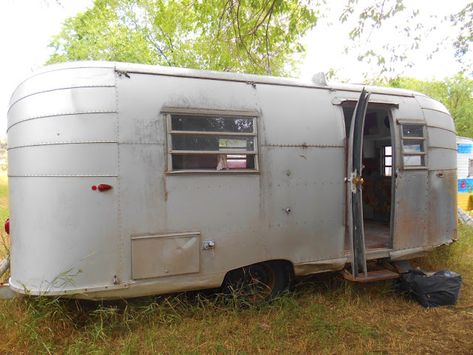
[347,89,370,278]
[338,94,399,277]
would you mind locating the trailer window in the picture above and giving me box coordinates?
[382,146,393,176]
[166,113,258,172]
[400,123,426,168]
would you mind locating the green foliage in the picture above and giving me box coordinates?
[340,1,472,77]
[451,3,473,65]
[381,74,473,137]
[48,0,317,76]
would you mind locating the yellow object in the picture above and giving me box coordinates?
[458,192,473,210]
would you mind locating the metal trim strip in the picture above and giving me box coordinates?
[428,146,458,151]
[8,174,118,178]
[8,141,118,150]
[162,107,259,117]
[426,125,457,134]
[131,232,201,240]
[7,111,118,132]
[8,85,116,113]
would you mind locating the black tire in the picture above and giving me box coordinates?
[222,260,293,302]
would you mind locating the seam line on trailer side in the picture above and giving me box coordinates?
[119,142,163,145]
[8,85,116,113]
[8,141,165,150]
[428,168,457,172]
[262,144,344,148]
[122,69,415,98]
[428,146,458,151]
[420,107,452,115]
[114,65,124,283]
[426,125,457,134]
[10,65,115,97]
[390,242,448,253]
[8,141,118,150]
[7,111,118,132]
[8,174,118,177]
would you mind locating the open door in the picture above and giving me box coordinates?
[347,88,371,278]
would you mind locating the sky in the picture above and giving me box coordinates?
[0,0,470,137]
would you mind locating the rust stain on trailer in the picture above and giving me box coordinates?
[163,176,168,201]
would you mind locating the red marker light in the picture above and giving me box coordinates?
[4,218,9,235]
[91,185,97,191]
[97,184,113,192]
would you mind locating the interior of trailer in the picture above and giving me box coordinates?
[343,104,394,251]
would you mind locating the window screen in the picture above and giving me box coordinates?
[400,123,426,168]
[167,113,258,172]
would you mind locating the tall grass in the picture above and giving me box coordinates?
[0,173,472,353]
[0,175,8,275]
[1,223,471,355]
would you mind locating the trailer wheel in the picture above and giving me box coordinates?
[222,261,293,302]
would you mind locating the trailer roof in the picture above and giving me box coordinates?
[23,61,424,99]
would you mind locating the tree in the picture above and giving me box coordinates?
[451,2,473,67]
[48,0,317,76]
[383,74,473,137]
[339,0,472,78]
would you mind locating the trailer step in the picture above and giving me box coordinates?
[341,269,400,283]
[392,260,414,274]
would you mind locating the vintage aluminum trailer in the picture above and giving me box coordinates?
[4,61,457,299]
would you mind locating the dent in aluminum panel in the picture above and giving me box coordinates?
[8,144,117,176]
[8,87,117,129]
[10,67,115,106]
[9,177,120,292]
[8,113,117,148]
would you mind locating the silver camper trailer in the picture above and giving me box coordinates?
[4,62,457,299]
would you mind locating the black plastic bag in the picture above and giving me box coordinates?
[398,269,462,308]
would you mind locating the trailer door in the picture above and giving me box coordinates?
[391,119,429,251]
[347,89,371,278]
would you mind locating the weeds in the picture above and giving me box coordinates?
[0,161,472,354]
[0,225,10,284]
[0,226,472,353]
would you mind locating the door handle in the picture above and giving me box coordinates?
[353,176,364,187]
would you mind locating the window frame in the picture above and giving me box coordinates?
[381,145,393,176]
[398,120,428,170]
[163,108,260,174]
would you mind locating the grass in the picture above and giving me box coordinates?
[0,175,8,267]
[0,176,472,354]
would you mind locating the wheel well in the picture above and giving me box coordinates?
[222,259,295,287]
